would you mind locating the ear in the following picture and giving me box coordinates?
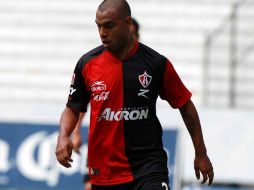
[125,16,132,27]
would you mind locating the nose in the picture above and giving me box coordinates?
[99,27,108,38]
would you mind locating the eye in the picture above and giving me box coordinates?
[105,22,114,29]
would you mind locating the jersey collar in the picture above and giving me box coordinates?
[124,40,139,61]
[103,41,139,62]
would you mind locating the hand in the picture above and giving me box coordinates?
[72,132,82,154]
[194,154,214,185]
[55,135,73,168]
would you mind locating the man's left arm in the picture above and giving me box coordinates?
[179,99,214,185]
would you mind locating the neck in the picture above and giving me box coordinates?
[111,37,136,60]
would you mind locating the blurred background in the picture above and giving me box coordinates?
[0,0,254,189]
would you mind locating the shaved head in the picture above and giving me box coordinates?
[95,0,134,59]
[98,0,131,19]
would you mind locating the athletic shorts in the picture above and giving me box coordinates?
[92,173,170,190]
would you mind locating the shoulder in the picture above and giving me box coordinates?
[137,43,168,71]
[138,43,167,62]
[77,45,104,69]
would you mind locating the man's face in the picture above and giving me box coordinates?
[95,9,130,53]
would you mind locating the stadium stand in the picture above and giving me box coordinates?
[1,0,250,111]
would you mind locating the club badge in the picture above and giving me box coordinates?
[139,71,152,88]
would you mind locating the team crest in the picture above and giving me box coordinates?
[139,71,152,88]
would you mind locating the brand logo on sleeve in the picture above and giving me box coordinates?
[71,73,75,85]
[138,71,152,99]
[69,73,77,96]
[69,87,76,95]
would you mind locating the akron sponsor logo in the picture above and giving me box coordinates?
[97,107,149,121]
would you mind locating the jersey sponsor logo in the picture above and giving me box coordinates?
[93,91,110,101]
[138,71,152,99]
[139,71,152,88]
[91,81,107,92]
[97,107,149,121]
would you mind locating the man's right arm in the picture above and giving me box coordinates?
[56,56,90,167]
[72,112,86,153]
[55,107,80,168]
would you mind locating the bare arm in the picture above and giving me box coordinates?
[60,107,79,136]
[179,100,214,185]
[72,112,86,153]
[55,107,79,168]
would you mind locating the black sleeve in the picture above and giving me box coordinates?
[66,59,90,112]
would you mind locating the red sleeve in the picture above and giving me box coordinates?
[159,60,192,109]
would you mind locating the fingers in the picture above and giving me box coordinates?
[194,155,214,185]
[200,169,208,184]
[208,167,214,186]
[61,155,73,168]
[55,139,73,168]
[195,167,214,186]
[195,168,200,180]
[56,148,73,168]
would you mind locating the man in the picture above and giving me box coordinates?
[55,0,214,189]
[71,17,140,153]
[71,17,140,190]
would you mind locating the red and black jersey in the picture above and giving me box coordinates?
[67,42,192,185]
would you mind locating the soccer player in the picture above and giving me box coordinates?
[55,0,214,189]
[71,17,140,154]
[71,17,140,190]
